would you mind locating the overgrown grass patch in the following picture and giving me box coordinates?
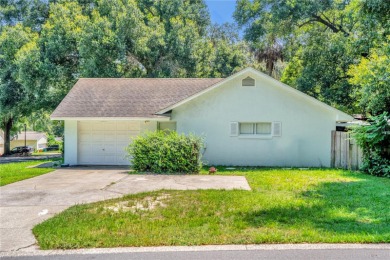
[0,160,57,186]
[33,168,390,249]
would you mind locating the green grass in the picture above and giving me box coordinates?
[32,150,61,156]
[0,160,57,186]
[33,168,390,249]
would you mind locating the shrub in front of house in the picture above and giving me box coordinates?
[126,131,203,173]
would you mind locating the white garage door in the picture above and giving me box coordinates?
[78,121,140,165]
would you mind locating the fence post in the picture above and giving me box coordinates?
[331,130,336,168]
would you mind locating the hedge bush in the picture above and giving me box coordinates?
[126,131,203,173]
[350,112,390,177]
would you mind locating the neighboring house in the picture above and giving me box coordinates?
[51,67,353,167]
[11,131,48,151]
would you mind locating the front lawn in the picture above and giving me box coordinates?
[33,168,390,249]
[0,160,57,186]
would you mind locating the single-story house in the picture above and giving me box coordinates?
[0,131,47,154]
[10,131,48,151]
[51,67,353,167]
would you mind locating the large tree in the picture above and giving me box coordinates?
[0,24,38,154]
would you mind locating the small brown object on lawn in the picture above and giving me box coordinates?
[209,167,217,174]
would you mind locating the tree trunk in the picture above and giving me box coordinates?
[266,59,274,76]
[3,118,13,155]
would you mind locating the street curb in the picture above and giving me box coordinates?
[1,244,389,257]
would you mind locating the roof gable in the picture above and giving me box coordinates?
[157,67,353,121]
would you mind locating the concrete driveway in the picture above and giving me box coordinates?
[0,167,250,252]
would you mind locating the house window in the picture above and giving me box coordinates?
[230,121,281,137]
[256,123,272,134]
[242,76,255,87]
[239,122,272,136]
[239,123,255,135]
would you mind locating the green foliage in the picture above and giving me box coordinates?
[348,39,390,115]
[131,0,211,77]
[280,56,303,87]
[46,133,63,152]
[126,131,203,173]
[16,110,63,136]
[361,0,390,28]
[0,23,39,153]
[350,112,390,177]
[79,0,147,77]
[0,0,49,31]
[0,24,37,116]
[37,1,87,107]
[193,24,251,78]
[293,32,356,112]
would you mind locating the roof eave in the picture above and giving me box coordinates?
[50,116,171,121]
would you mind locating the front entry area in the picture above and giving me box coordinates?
[77,121,140,165]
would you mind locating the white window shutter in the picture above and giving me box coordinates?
[272,122,282,137]
[230,122,239,136]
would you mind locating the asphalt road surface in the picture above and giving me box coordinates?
[0,154,61,164]
[2,249,390,260]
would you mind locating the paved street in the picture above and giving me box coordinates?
[0,167,250,252]
[0,154,62,164]
[1,245,389,260]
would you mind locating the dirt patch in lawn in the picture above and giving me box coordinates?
[105,193,171,213]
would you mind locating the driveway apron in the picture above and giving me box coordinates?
[0,167,250,252]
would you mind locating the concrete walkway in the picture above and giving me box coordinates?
[0,167,250,252]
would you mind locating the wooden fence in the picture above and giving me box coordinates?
[331,130,363,170]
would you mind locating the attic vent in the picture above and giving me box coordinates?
[242,76,255,87]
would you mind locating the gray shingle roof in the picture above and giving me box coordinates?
[51,78,224,118]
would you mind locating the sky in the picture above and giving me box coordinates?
[204,0,237,25]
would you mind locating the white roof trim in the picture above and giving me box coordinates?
[156,67,353,120]
[51,117,171,121]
